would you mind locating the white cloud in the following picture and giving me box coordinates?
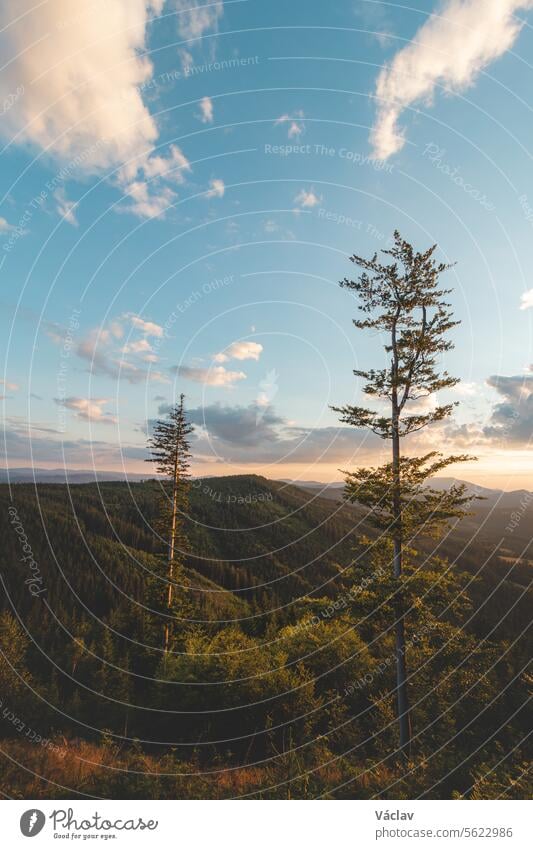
[519,288,533,310]
[354,1,395,48]
[121,144,191,184]
[205,178,225,198]
[120,180,175,219]
[173,0,224,41]
[256,369,279,413]
[454,381,478,397]
[199,96,214,123]
[109,321,124,339]
[126,314,164,337]
[178,48,195,70]
[214,341,263,363]
[116,146,191,218]
[122,338,153,354]
[275,110,305,138]
[76,330,124,380]
[0,217,16,233]
[0,3,194,220]
[54,188,78,227]
[44,320,68,346]
[72,316,168,385]
[55,397,117,425]
[288,122,303,139]
[294,188,321,208]
[0,379,19,392]
[0,1,163,172]
[176,364,246,387]
[117,358,168,383]
[370,0,533,160]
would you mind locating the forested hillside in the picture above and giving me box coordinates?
[0,477,531,799]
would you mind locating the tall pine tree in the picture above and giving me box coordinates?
[147,394,194,654]
[334,231,475,758]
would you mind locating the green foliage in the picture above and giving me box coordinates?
[147,394,195,652]
[334,231,483,758]
[0,478,529,798]
[334,230,460,437]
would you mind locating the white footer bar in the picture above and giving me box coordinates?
[2,799,531,848]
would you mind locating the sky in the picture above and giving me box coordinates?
[0,0,532,490]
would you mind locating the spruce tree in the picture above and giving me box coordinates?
[334,231,475,758]
[147,394,194,654]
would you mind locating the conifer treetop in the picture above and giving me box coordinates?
[147,393,194,479]
[333,230,461,439]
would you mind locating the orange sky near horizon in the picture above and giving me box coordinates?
[5,450,531,492]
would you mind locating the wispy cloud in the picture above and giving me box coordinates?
[275,110,305,138]
[1,420,148,465]
[125,314,164,338]
[205,178,225,198]
[214,341,263,363]
[454,381,478,397]
[174,0,224,40]
[68,314,167,385]
[54,397,117,425]
[256,369,279,418]
[174,0,224,68]
[199,95,214,123]
[370,0,533,160]
[354,1,395,47]
[119,144,190,190]
[120,181,175,219]
[0,216,16,233]
[294,188,321,208]
[519,288,533,310]
[122,339,153,355]
[117,145,192,219]
[174,364,246,387]
[54,188,78,227]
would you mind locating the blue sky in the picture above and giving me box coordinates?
[1,0,532,488]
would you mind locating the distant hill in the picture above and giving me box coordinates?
[1,474,530,609]
[0,467,151,483]
[293,476,532,505]
[2,470,531,564]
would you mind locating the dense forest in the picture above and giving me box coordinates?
[0,476,531,799]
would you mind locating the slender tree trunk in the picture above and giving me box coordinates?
[391,401,412,758]
[164,447,179,655]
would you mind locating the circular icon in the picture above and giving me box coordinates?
[20,810,46,837]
